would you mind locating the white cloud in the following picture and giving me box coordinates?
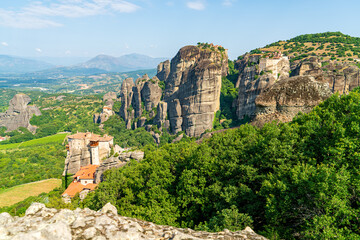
[1,42,8,47]
[35,48,42,53]
[0,0,140,29]
[0,9,62,29]
[111,1,140,13]
[65,50,71,55]
[222,0,235,6]
[186,1,205,10]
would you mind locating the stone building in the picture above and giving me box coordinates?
[259,55,289,79]
[63,132,113,175]
[62,164,99,203]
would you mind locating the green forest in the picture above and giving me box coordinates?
[73,88,360,239]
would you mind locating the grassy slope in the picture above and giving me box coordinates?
[0,133,68,189]
[254,32,360,62]
[0,133,68,150]
[0,179,61,207]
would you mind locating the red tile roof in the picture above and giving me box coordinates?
[62,182,98,197]
[74,165,99,180]
[68,132,113,142]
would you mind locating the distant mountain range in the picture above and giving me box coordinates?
[0,53,167,76]
[79,53,167,72]
[0,55,54,74]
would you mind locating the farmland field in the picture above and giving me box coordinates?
[0,179,62,207]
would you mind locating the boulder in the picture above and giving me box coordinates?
[252,75,332,126]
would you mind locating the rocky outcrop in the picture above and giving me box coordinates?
[118,75,163,129]
[234,53,360,126]
[235,54,290,120]
[0,203,267,240]
[141,76,162,112]
[94,107,114,124]
[153,101,168,129]
[157,60,170,81]
[164,45,228,137]
[0,94,41,133]
[119,78,135,121]
[94,150,144,183]
[292,57,360,94]
[252,75,332,126]
[116,44,228,138]
[103,92,117,107]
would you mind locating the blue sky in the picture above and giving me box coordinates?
[0,0,360,63]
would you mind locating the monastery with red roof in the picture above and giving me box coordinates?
[62,132,114,202]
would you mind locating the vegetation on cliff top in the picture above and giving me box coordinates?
[248,32,360,63]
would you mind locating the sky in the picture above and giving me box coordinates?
[1,0,360,64]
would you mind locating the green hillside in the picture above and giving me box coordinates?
[0,133,67,189]
[251,32,360,63]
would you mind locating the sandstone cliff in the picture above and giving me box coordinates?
[291,56,360,94]
[252,75,332,126]
[0,202,268,240]
[235,54,290,120]
[0,94,41,133]
[116,44,228,138]
[157,60,170,82]
[163,45,228,137]
[234,54,360,125]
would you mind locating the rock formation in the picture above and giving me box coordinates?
[93,92,118,124]
[0,202,268,240]
[0,94,41,133]
[116,44,228,138]
[234,54,360,125]
[252,75,332,126]
[163,45,228,136]
[141,76,162,112]
[291,57,360,94]
[235,53,290,120]
[157,60,170,81]
[94,149,144,183]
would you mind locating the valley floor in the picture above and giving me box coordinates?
[0,178,61,207]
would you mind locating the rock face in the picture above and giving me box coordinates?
[103,92,117,106]
[292,57,360,94]
[234,54,360,125]
[93,92,118,124]
[163,45,228,137]
[0,94,41,133]
[235,54,290,120]
[141,77,162,112]
[94,150,144,183]
[157,60,170,81]
[252,75,332,126]
[0,203,268,240]
[116,44,228,138]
